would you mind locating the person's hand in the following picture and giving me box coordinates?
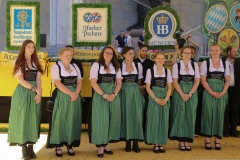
[69,92,78,102]
[118,44,120,46]
[155,98,162,105]
[174,43,179,51]
[181,94,189,102]
[34,94,41,104]
[218,92,224,98]
[211,92,219,98]
[140,85,146,95]
[107,94,115,102]
[185,34,191,40]
[160,98,168,106]
[102,94,110,100]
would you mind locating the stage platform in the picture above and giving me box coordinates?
[0,129,240,159]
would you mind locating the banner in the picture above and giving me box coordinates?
[6,1,40,50]
[136,51,176,61]
[74,48,118,60]
[0,52,47,62]
[144,6,181,50]
[72,3,112,46]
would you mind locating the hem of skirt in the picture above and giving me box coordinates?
[169,136,193,143]
[199,133,222,139]
[119,138,144,142]
[145,141,167,145]
[46,140,80,148]
[9,141,36,146]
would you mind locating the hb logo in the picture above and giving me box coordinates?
[152,13,173,38]
[83,12,102,23]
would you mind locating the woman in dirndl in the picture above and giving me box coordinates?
[200,44,230,150]
[144,51,172,153]
[169,46,200,151]
[89,46,122,158]
[46,47,83,157]
[8,39,44,160]
[120,46,145,153]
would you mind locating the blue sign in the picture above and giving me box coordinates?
[152,13,173,38]
[14,9,32,30]
[230,4,240,32]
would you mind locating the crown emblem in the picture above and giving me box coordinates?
[156,14,169,24]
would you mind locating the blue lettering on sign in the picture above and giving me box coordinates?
[153,13,172,38]
[14,9,32,30]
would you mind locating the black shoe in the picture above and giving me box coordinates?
[205,142,212,150]
[104,149,113,154]
[179,143,185,151]
[21,146,31,160]
[132,141,140,153]
[125,140,131,152]
[97,154,104,158]
[67,145,75,156]
[229,131,239,138]
[158,145,166,153]
[185,146,191,151]
[55,147,62,157]
[214,141,221,150]
[153,146,160,153]
[28,145,36,159]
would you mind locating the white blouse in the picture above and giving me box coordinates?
[200,58,230,77]
[145,65,173,84]
[121,61,143,79]
[89,62,122,79]
[172,60,200,78]
[15,61,41,76]
[51,61,82,80]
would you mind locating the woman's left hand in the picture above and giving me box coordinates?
[107,94,115,102]
[34,94,41,104]
[159,99,167,106]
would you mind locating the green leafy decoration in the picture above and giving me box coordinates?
[6,1,40,51]
[220,42,228,47]
[72,3,112,47]
[144,6,181,50]
[230,41,237,46]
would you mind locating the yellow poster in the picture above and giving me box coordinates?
[10,6,36,46]
[0,52,47,62]
[77,8,108,42]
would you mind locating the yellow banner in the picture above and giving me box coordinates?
[74,48,118,59]
[136,51,177,61]
[0,51,48,62]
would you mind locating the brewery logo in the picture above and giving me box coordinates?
[83,12,102,23]
[14,9,32,30]
[230,3,240,32]
[151,13,175,39]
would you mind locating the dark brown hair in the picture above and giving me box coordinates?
[13,39,44,78]
[225,46,234,56]
[140,44,148,50]
[122,46,134,55]
[97,46,120,71]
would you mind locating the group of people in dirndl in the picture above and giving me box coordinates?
[7,39,235,159]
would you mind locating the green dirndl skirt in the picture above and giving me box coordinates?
[8,81,42,146]
[47,85,82,148]
[145,87,170,144]
[90,82,121,145]
[120,82,145,141]
[201,79,228,139]
[169,81,198,142]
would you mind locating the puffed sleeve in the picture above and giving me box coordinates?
[200,60,207,76]
[224,61,230,76]
[51,65,61,80]
[137,62,143,79]
[145,69,151,84]
[89,62,99,79]
[172,63,179,78]
[15,67,22,76]
[167,69,173,83]
[73,63,82,79]
[116,68,123,79]
[194,62,200,78]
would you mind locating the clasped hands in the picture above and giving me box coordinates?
[102,94,115,102]
[155,98,167,106]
